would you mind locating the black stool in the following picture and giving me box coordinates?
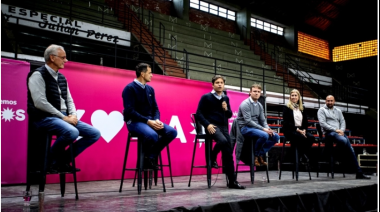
[235,137,270,184]
[132,143,174,188]
[316,124,345,178]
[26,133,79,200]
[188,113,223,188]
[278,136,312,181]
[119,132,166,194]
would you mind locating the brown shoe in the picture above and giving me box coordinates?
[254,157,261,166]
[259,156,268,166]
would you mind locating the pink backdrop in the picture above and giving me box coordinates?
[1,59,249,184]
[1,58,30,184]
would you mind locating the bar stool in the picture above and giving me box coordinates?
[278,135,312,181]
[119,132,166,194]
[188,113,223,188]
[316,123,345,178]
[26,131,79,200]
[235,137,270,184]
[132,143,174,188]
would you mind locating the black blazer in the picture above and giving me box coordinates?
[282,105,309,136]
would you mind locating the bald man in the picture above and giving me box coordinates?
[27,45,100,173]
[317,95,370,179]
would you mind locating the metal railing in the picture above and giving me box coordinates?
[1,0,368,111]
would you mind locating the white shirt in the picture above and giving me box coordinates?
[293,108,303,127]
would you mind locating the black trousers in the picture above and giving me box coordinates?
[208,126,236,182]
[286,131,315,159]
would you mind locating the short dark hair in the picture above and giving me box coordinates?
[212,75,225,84]
[135,63,151,78]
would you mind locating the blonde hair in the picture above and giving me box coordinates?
[287,89,304,111]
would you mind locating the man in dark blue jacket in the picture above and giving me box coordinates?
[122,63,177,169]
[196,75,245,189]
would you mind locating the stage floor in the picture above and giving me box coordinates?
[1,171,377,211]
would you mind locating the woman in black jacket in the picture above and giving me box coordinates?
[282,89,315,161]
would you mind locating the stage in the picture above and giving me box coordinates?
[1,171,377,211]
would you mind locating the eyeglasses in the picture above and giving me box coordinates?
[52,54,67,60]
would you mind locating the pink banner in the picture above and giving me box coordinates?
[1,59,251,184]
[1,58,30,184]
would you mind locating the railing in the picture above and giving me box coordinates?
[1,0,368,111]
[159,22,165,46]
[170,35,177,59]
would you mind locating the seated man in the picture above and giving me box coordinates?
[27,44,101,172]
[196,75,245,189]
[317,95,370,179]
[236,84,279,166]
[122,63,177,169]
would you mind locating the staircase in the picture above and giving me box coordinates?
[249,40,316,98]
[108,0,185,78]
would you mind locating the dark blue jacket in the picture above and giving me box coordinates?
[122,81,160,123]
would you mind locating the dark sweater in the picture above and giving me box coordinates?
[196,93,232,128]
[27,65,68,121]
[122,81,160,123]
[282,105,309,136]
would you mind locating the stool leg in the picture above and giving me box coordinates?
[119,135,131,192]
[137,140,144,194]
[188,137,198,187]
[330,151,334,179]
[132,163,137,187]
[149,170,153,189]
[39,135,51,192]
[265,152,270,183]
[166,145,174,187]
[59,174,66,197]
[250,139,255,184]
[205,138,211,188]
[279,141,286,180]
[70,143,79,200]
[144,171,148,190]
[307,159,312,180]
[235,164,239,180]
[154,169,158,186]
[295,147,299,181]
[159,153,166,192]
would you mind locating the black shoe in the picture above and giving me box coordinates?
[144,157,159,170]
[211,161,219,169]
[228,181,246,189]
[356,172,371,179]
[59,164,81,173]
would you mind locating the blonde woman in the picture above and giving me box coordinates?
[282,89,315,161]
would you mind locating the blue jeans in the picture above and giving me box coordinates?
[325,131,361,173]
[34,113,101,165]
[241,126,279,156]
[127,121,177,158]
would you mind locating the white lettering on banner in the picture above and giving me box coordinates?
[1,107,25,122]
[169,115,186,143]
[91,110,124,143]
[1,100,17,105]
[76,109,85,120]
[1,4,130,46]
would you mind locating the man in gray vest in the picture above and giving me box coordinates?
[317,95,370,179]
[27,45,100,173]
[236,84,279,166]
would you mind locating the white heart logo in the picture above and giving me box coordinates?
[91,110,124,143]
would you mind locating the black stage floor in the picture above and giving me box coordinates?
[1,171,377,212]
